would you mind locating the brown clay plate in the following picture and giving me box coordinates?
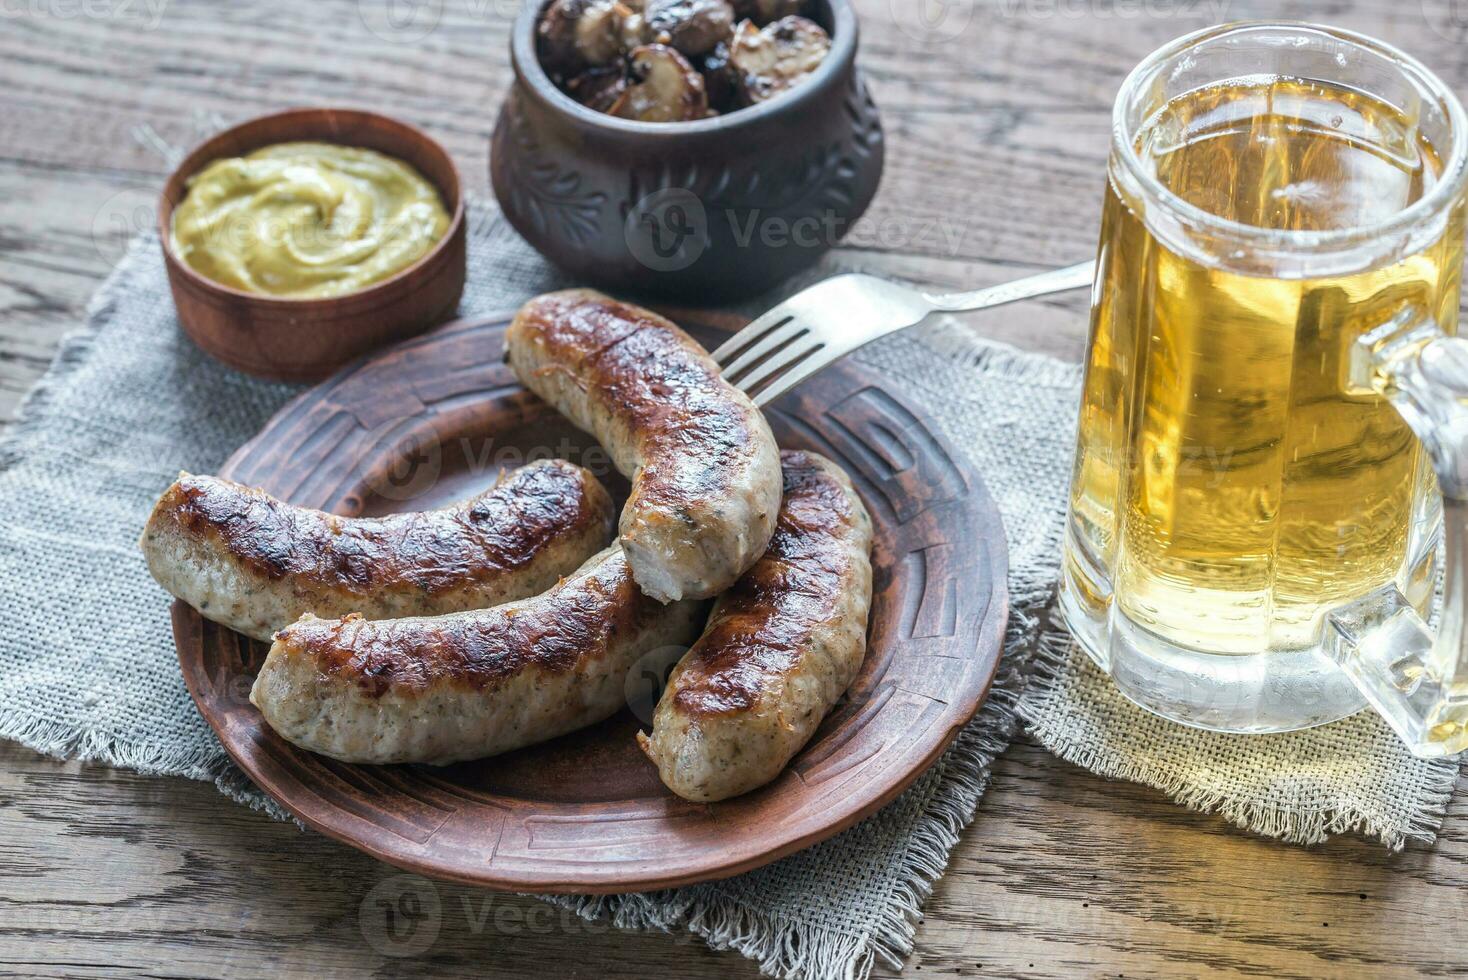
[173,309,1009,893]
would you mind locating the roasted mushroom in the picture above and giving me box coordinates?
[538,0,627,75]
[697,40,738,108]
[728,15,830,105]
[731,0,803,23]
[567,66,630,112]
[609,44,710,122]
[644,0,736,57]
[620,9,650,50]
[537,0,825,118]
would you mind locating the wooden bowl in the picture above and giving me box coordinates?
[173,309,1009,892]
[158,108,467,383]
[490,0,884,302]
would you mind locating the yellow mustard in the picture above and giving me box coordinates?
[170,142,450,298]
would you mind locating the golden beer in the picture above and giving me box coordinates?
[1060,24,1468,736]
[1069,77,1466,655]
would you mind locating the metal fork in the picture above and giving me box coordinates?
[714,261,1097,406]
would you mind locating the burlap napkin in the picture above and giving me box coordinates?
[0,199,1458,980]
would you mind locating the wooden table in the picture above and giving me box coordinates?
[3,1,1467,976]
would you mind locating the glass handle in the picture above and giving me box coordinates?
[1327,314,1468,757]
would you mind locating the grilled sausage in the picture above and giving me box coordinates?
[141,459,614,642]
[638,450,873,802]
[505,289,782,603]
[251,547,707,765]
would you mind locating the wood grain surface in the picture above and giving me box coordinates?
[4,0,1468,977]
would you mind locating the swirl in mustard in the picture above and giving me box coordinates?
[170,142,450,298]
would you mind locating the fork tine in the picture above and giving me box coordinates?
[710,274,851,364]
[720,320,811,382]
[751,345,840,407]
[736,337,826,399]
[710,306,796,365]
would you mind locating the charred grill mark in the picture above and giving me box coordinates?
[670,451,865,717]
[514,292,753,507]
[168,481,302,580]
[277,550,674,697]
[164,460,612,596]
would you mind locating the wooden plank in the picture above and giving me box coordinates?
[2,0,1468,976]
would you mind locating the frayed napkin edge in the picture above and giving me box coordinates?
[1020,641,1464,851]
[0,236,159,474]
[533,603,1038,980]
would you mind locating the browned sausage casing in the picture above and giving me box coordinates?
[141,459,615,641]
[251,547,707,765]
[506,289,782,603]
[638,450,873,801]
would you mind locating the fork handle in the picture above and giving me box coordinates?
[922,261,1096,313]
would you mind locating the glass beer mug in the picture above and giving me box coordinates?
[1058,22,1468,756]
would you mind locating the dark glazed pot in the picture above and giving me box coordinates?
[491,0,884,301]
